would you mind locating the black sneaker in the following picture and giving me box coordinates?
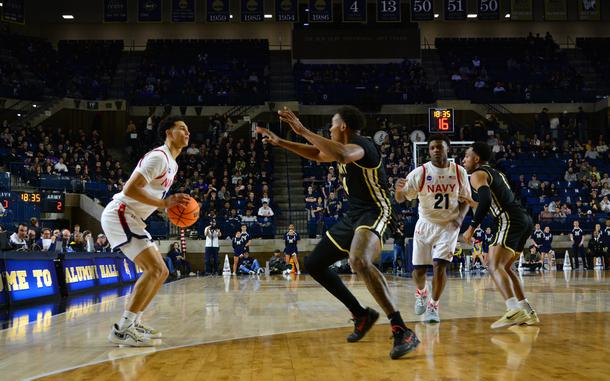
[346,307,380,343]
[390,326,420,359]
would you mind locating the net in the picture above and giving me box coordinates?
[413,141,474,169]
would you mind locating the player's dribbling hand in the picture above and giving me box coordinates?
[278,107,306,135]
[164,193,191,209]
[255,127,280,146]
[459,195,477,208]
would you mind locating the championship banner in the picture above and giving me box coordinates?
[444,0,466,20]
[510,0,533,20]
[116,257,138,283]
[376,0,401,22]
[544,0,567,20]
[1,0,25,24]
[308,0,333,22]
[241,0,264,22]
[410,0,434,21]
[578,0,600,21]
[343,0,367,22]
[4,257,59,303]
[104,0,128,22]
[276,0,298,22]
[94,257,120,287]
[477,0,499,20]
[172,0,196,22]
[207,0,231,22]
[63,258,98,293]
[138,0,163,22]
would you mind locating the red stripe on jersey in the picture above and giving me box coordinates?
[419,164,426,192]
[456,163,463,190]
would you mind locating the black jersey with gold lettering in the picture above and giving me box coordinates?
[336,135,393,212]
[472,164,524,218]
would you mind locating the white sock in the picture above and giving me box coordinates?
[117,310,137,331]
[417,286,427,295]
[518,299,533,313]
[430,299,439,307]
[135,312,143,325]
[505,297,519,310]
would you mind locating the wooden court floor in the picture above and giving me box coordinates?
[0,271,609,380]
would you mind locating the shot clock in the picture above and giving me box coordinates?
[428,108,455,134]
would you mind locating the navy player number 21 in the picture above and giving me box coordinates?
[434,193,449,209]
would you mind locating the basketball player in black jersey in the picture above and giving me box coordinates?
[256,106,419,359]
[461,142,540,328]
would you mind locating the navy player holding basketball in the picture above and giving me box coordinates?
[103,116,191,346]
[257,106,419,359]
[461,142,540,329]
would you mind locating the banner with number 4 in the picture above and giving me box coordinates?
[343,0,367,22]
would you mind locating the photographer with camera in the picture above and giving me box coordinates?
[204,219,222,275]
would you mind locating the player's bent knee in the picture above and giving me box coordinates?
[348,256,371,273]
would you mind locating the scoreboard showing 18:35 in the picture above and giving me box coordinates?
[428,108,455,134]
[0,191,65,213]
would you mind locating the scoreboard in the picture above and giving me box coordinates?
[0,191,65,213]
[428,108,455,134]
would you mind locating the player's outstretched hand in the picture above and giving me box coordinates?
[164,193,191,209]
[255,127,280,146]
[278,107,306,135]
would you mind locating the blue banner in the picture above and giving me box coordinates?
[63,258,98,293]
[1,0,25,24]
[241,0,264,21]
[477,0,499,20]
[95,257,120,286]
[444,0,466,20]
[138,0,163,22]
[410,0,434,21]
[104,0,128,22]
[343,0,366,22]
[116,257,138,283]
[207,0,231,22]
[4,259,59,303]
[172,0,196,22]
[276,0,298,22]
[376,0,401,22]
[309,0,332,22]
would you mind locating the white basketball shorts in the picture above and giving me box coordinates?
[101,199,157,261]
[412,218,460,266]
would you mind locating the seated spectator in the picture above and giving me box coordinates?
[258,201,274,218]
[94,233,111,252]
[167,242,193,277]
[564,167,578,182]
[60,229,76,253]
[528,174,541,190]
[560,203,572,216]
[539,205,555,221]
[269,249,288,275]
[9,223,29,250]
[54,157,69,174]
[547,200,559,213]
[238,251,263,275]
[524,245,543,272]
[34,228,57,251]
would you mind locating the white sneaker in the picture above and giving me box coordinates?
[189,272,196,276]
[282,269,291,275]
[108,324,154,347]
[490,308,529,329]
[297,271,301,275]
[249,270,255,275]
[257,268,264,275]
[134,322,162,339]
[414,288,430,315]
[231,272,236,276]
[424,302,440,323]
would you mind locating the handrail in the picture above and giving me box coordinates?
[484,102,529,133]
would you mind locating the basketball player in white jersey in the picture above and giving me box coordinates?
[103,115,191,346]
[395,135,470,323]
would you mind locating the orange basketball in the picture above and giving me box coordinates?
[168,197,200,227]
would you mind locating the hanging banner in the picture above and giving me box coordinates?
[444,0,466,20]
[172,0,196,22]
[411,0,434,21]
[104,0,128,22]
[477,0,499,20]
[577,0,600,21]
[207,0,231,22]
[343,0,367,22]
[138,0,163,22]
[510,0,532,20]
[276,0,298,22]
[1,0,25,24]
[241,0,264,21]
[309,0,333,22]
[544,0,567,20]
[376,0,401,22]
